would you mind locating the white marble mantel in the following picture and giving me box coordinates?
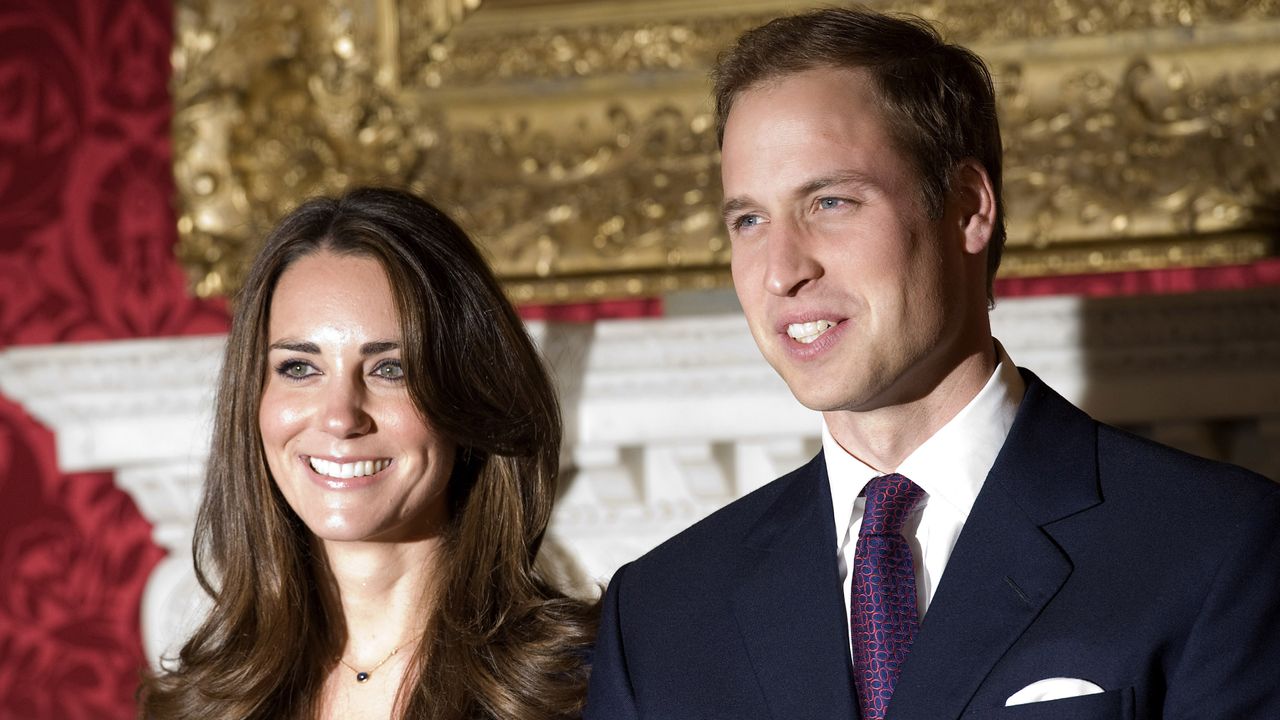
[2,289,1278,665]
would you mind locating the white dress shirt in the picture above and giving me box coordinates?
[827,343,1025,649]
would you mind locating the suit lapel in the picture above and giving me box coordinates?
[889,371,1103,720]
[732,453,859,720]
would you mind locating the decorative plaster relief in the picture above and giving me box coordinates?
[2,290,1277,664]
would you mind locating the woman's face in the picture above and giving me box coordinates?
[259,249,455,543]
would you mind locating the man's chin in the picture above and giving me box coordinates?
[783,374,895,415]
[784,382,860,414]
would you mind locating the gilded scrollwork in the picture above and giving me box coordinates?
[174,0,1280,302]
[904,0,1280,45]
[174,0,450,295]
[431,14,771,85]
[434,1,1280,85]
[1000,55,1280,260]
[427,102,723,276]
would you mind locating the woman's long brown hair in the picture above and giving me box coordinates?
[138,187,596,719]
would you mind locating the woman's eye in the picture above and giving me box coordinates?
[373,361,404,380]
[276,361,315,380]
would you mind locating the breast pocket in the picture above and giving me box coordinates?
[965,687,1134,720]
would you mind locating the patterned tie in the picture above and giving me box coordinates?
[852,473,925,720]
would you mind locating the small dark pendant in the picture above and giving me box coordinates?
[356,671,370,683]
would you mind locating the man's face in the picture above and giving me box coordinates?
[722,66,973,414]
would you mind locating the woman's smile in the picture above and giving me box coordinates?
[259,251,454,543]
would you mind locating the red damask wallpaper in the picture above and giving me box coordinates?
[0,0,228,717]
[1,1,1277,718]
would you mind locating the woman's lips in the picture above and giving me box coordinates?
[303,455,392,489]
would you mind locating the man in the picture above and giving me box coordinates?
[584,7,1280,720]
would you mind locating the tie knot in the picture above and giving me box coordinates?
[860,473,924,536]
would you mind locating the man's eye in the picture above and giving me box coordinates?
[817,197,844,210]
[373,361,404,380]
[734,214,762,230]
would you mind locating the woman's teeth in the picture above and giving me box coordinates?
[786,320,835,344]
[308,457,391,479]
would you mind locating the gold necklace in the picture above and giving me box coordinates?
[336,642,407,684]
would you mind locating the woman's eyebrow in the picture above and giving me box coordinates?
[360,340,399,356]
[266,340,399,355]
[269,340,320,354]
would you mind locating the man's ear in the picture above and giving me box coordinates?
[950,158,997,257]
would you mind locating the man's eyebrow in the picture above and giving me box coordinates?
[795,171,875,198]
[721,197,755,224]
[721,172,878,223]
[269,340,320,354]
[360,340,399,356]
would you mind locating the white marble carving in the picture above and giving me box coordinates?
[2,290,1278,666]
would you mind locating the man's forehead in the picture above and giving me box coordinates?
[730,65,880,111]
[722,68,889,149]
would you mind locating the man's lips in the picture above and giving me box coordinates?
[775,315,848,344]
[774,317,850,358]
[774,313,848,334]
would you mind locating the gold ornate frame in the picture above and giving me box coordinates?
[174,0,1280,303]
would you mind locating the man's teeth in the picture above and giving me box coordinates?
[786,320,835,344]
[308,457,391,479]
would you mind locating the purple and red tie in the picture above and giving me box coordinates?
[852,473,925,720]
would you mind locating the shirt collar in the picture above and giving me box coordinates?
[824,420,880,540]
[825,340,1026,539]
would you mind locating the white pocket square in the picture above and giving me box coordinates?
[1005,677,1106,706]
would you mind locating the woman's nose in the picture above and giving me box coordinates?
[320,380,373,437]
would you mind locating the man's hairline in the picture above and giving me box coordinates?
[717,62,945,221]
[716,62,882,146]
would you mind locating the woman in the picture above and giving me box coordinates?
[139,187,596,719]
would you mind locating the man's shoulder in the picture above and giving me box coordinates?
[1019,367,1277,519]
[623,453,823,580]
[1096,421,1277,512]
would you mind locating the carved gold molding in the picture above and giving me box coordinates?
[174,0,1280,302]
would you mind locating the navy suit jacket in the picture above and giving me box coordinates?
[584,370,1280,719]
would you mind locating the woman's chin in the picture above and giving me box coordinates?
[301,512,379,543]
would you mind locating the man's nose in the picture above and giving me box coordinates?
[321,379,373,438]
[764,223,823,297]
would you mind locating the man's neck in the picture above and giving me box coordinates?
[824,341,997,472]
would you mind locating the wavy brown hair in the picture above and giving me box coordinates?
[139,187,596,719]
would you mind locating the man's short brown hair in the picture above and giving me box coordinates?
[712,6,1006,301]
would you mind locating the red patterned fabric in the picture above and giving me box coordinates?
[0,1,229,717]
[518,297,664,322]
[0,0,227,345]
[995,259,1280,299]
[0,2,1275,718]
[0,397,163,719]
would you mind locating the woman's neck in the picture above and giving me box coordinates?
[316,537,443,665]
